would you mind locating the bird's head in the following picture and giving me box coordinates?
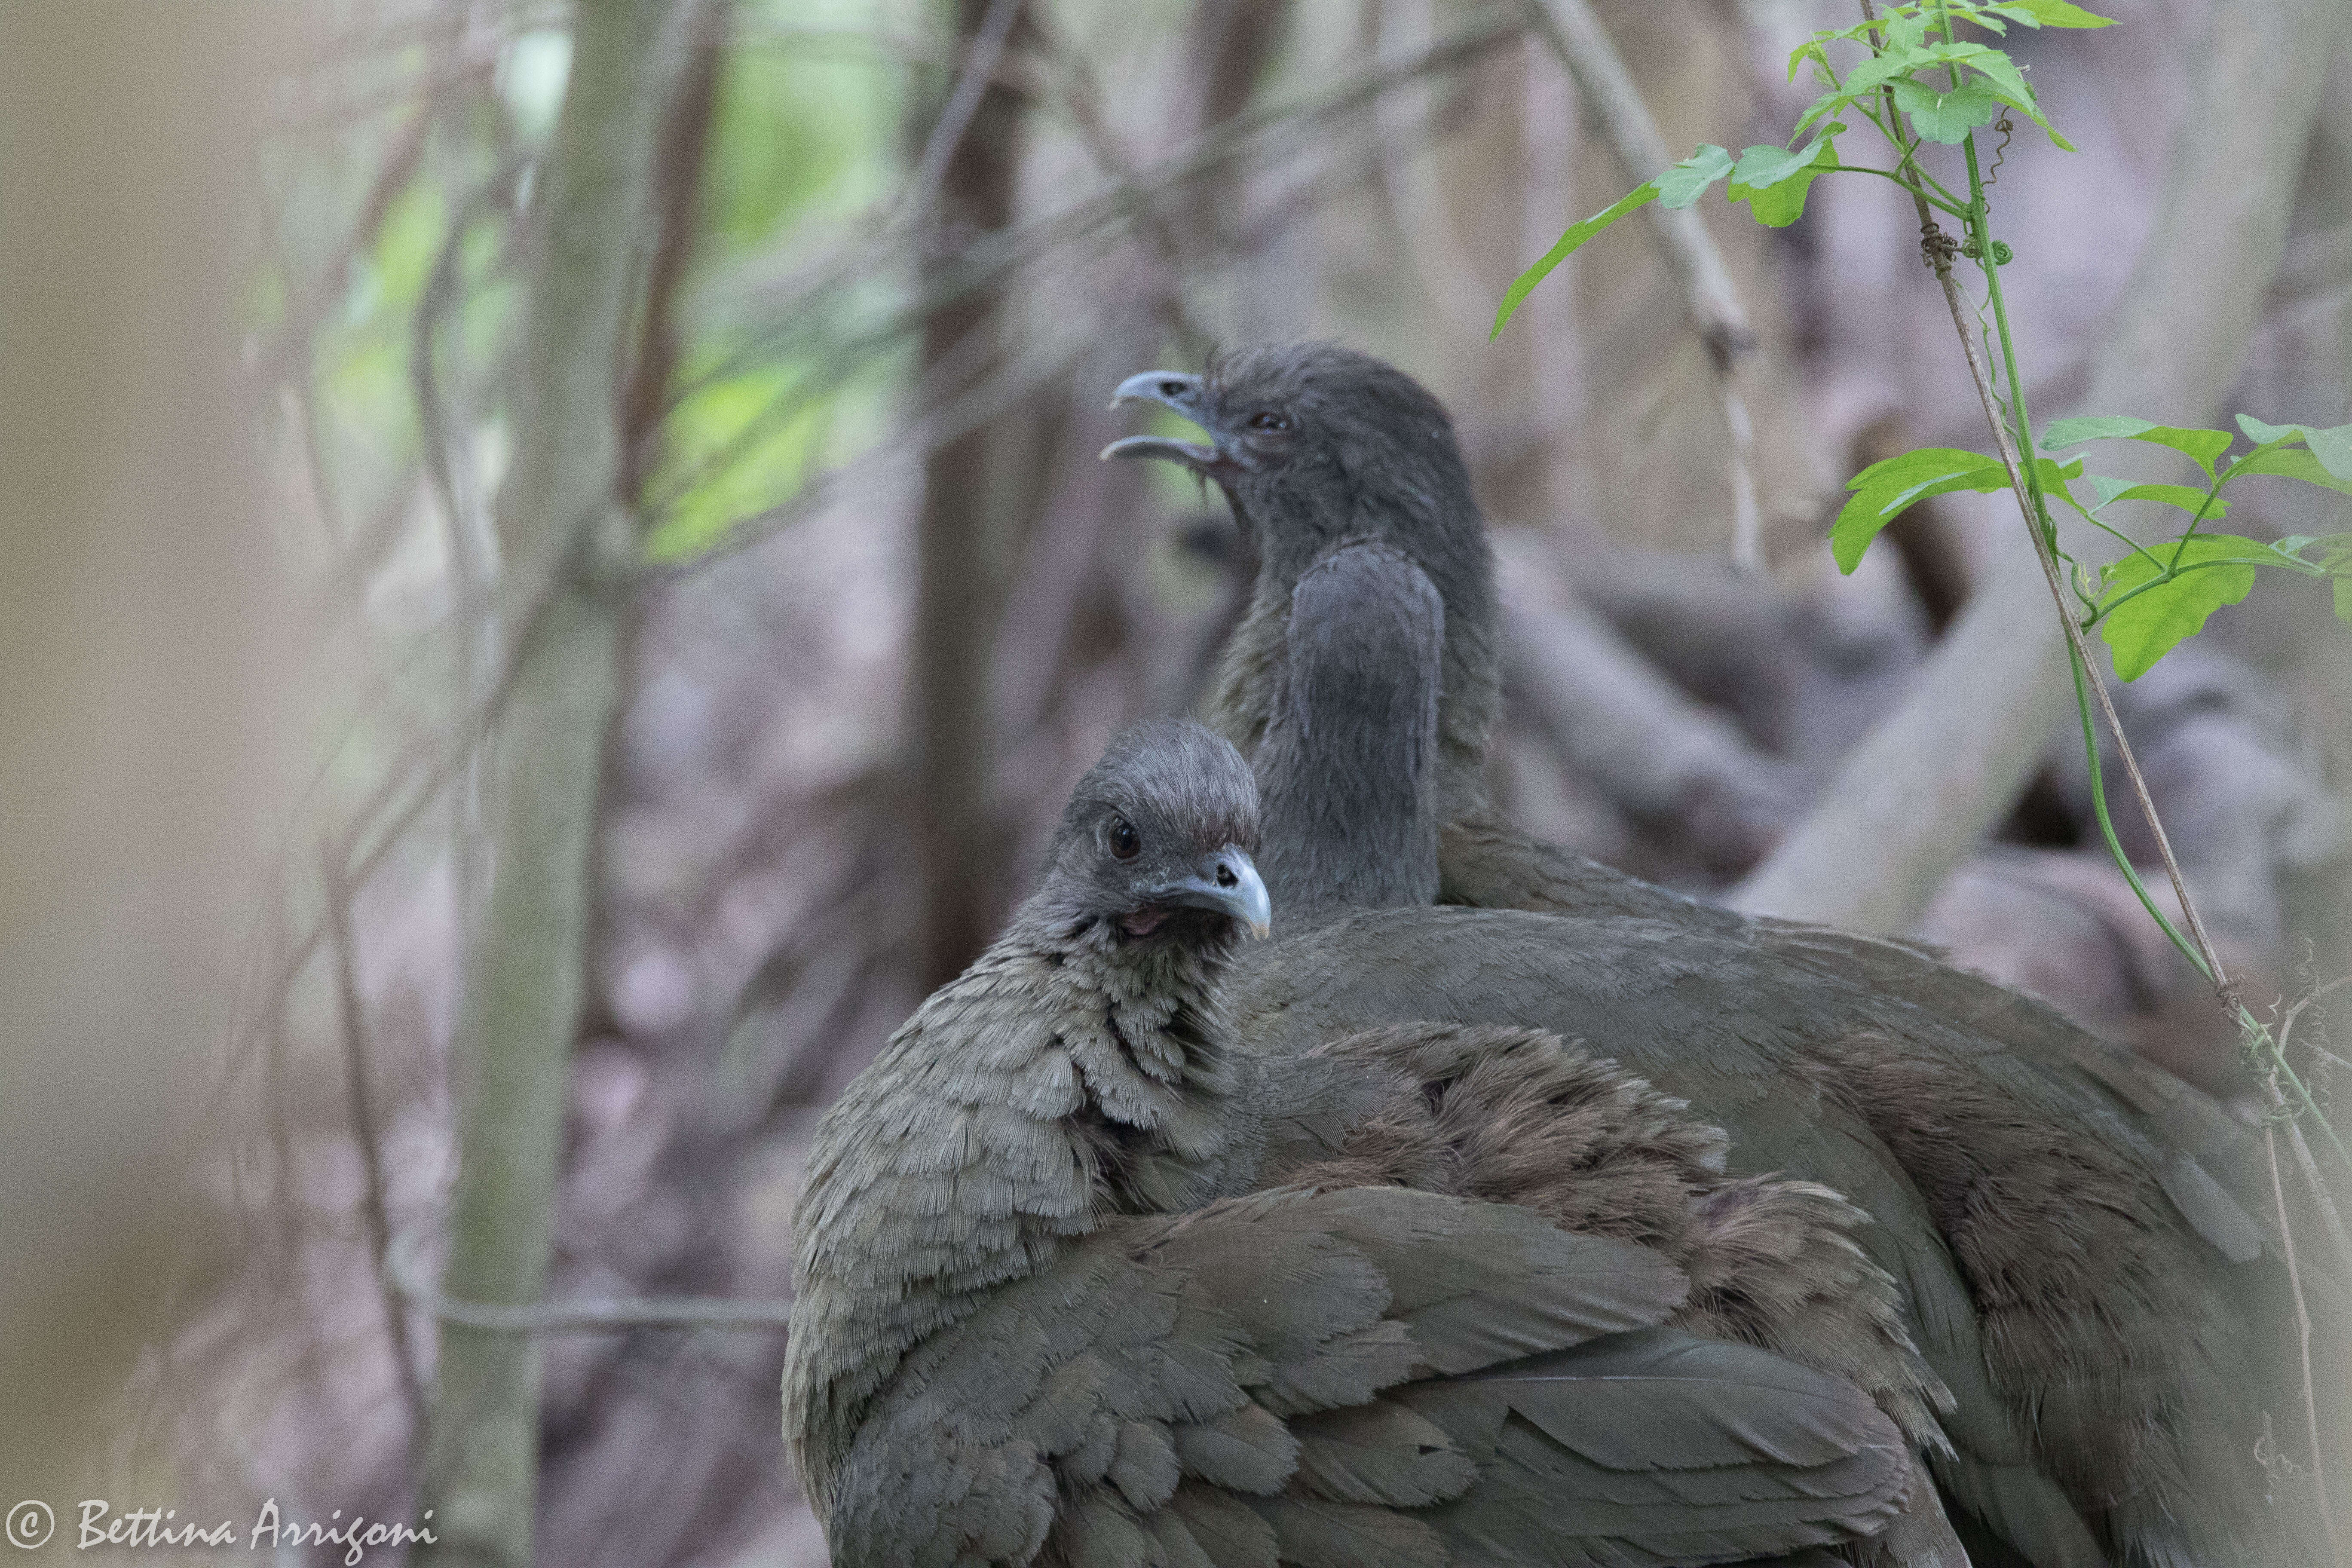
[1104,345,1501,823]
[1030,719,1271,954]
[1101,342,1479,586]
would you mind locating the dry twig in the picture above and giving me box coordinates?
[386,1229,793,1332]
[320,843,430,1455]
[1519,0,1765,571]
[2266,1122,2339,1545]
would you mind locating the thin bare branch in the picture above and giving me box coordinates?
[675,6,1524,406]
[1519,0,1764,570]
[254,105,431,390]
[904,0,1027,223]
[662,22,1519,575]
[320,843,430,1458]
[386,1230,793,1333]
[2266,1121,2341,1551]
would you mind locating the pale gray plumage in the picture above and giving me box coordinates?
[1109,343,2338,1567]
[784,719,1925,1567]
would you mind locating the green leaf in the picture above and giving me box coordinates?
[1911,42,2077,148]
[2337,576,2352,625]
[2274,534,2316,557]
[1657,144,1736,208]
[1493,180,1659,339]
[2079,478,2228,518]
[2229,415,2352,482]
[2234,413,2304,446]
[1841,49,1926,99]
[1957,46,2035,106]
[1792,90,1864,139]
[1991,0,2116,25]
[1730,134,1839,227]
[2004,104,2076,151]
[1824,449,2092,572]
[1891,78,2003,142]
[2043,415,2153,447]
[2082,474,2135,509]
[2226,444,2352,495]
[2095,535,2267,680]
[2285,423,2350,479]
[1834,448,2001,571]
[1730,141,1820,190]
[2039,415,2234,475]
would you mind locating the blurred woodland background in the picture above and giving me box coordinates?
[4,0,2351,1563]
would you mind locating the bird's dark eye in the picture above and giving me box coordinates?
[1108,818,1141,860]
[1247,411,1290,432]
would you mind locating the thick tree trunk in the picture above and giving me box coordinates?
[418,3,679,1563]
[910,0,1035,989]
[1730,0,2345,932]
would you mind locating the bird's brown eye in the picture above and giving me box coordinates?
[1108,818,1141,859]
[1248,411,1289,432]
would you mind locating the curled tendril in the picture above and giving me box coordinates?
[1984,111,2014,190]
[1960,237,2016,265]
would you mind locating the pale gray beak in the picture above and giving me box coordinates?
[1147,845,1272,938]
[1101,370,1231,474]
[1109,370,1204,414]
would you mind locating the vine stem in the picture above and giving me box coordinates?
[1929,131,2233,1005]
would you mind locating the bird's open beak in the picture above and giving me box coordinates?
[1146,845,1272,939]
[1101,370,1234,477]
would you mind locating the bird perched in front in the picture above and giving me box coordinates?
[784,720,1928,1568]
[1107,343,2336,1567]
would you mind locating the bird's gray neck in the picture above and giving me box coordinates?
[1253,542,1444,924]
[783,925,1256,1511]
[1207,570,1494,829]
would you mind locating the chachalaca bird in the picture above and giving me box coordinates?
[1107,344,2334,1567]
[784,720,1929,1567]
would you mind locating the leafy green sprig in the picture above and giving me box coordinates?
[1495,0,2109,336]
[1837,416,2352,679]
[1501,0,2352,674]
[1494,0,2352,1183]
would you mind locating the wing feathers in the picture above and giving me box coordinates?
[1305,1188,1690,1373]
[1248,1497,1450,1568]
[1288,1403,1479,1507]
[826,1191,1909,1566]
[1174,1402,1298,1494]
[1402,1329,1913,1568]
[1165,1485,1280,1568]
